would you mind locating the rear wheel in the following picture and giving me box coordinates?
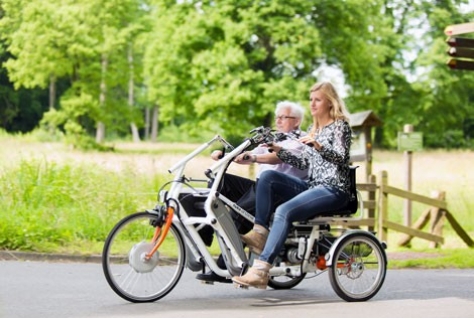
[102,211,185,303]
[328,233,386,302]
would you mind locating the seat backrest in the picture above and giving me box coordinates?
[347,166,359,215]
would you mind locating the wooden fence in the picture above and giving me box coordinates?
[335,170,474,248]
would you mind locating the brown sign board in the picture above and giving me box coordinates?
[445,27,474,71]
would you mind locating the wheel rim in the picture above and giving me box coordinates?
[331,236,386,301]
[103,212,185,302]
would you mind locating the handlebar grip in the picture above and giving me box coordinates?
[267,141,274,153]
[243,154,250,160]
[217,147,225,159]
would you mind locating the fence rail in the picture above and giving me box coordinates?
[335,170,473,248]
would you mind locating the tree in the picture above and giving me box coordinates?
[415,0,474,148]
[144,0,324,138]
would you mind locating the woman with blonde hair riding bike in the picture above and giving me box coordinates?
[232,81,352,289]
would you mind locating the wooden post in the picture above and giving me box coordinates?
[368,174,376,232]
[429,191,446,248]
[364,126,373,180]
[403,124,413,227]
[445,211,474,247]
[397,190,445,247]
[397,208,431,247]
[378,170,388,242]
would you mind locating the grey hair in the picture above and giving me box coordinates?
[275,100,305,126]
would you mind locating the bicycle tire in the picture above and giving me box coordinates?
[267,256,306,290]
[102,211,185,303]
[328,233,387,302]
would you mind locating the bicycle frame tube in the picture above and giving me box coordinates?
[218,194,255,224]
[146,206,175,260]
[144,128,274,276]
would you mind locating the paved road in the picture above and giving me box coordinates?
[0,260,473,317]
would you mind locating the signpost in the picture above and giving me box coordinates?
[445,22,474,71]
[398,125,424,227]
[444,22,474,36]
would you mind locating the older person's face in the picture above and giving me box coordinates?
[275,107,300,133]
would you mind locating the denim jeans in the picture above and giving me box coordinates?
[255,170,349,264]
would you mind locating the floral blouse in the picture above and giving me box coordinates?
[276,119,352,195]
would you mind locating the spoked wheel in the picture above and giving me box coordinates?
[328,233,387,302]
[267,256,306,290]
[102,211,185,303]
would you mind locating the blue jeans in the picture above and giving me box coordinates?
[255,170,349,264]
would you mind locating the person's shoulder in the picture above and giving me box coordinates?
[335,118,350,128]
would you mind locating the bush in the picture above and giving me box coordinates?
[0,158,164,252]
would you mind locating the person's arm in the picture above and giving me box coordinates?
[317,121,351,165]
[234,150,283,165]
[251,152,283,164]
[269,139,312,170]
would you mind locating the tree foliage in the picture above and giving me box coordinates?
[0,0,472,148]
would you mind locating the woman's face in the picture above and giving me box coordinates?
[309,90,331,118]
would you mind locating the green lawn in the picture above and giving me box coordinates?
[0,134,473,268]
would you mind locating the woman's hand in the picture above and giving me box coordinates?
[298,136,322,150]
[266,142,282,154]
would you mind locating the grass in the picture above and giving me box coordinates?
[0,133,473,268]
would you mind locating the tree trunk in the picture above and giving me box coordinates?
[96,53,107,144]
[151,105,159,142]
[49,74,56,110]
[144,107,150,140]
[128,44,140,143]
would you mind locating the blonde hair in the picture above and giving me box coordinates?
[309,81,349,136]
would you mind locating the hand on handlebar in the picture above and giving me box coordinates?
[235,152,253,163]
[211,150,223,161]
[266,142,282,154]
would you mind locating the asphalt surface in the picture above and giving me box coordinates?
[1,252,473,318]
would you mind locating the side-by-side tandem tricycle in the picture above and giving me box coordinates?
[102,127,387,303]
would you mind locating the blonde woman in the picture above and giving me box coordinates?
[232,81,352,289]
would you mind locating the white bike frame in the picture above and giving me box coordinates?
[159,127,365,279]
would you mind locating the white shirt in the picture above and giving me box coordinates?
[252,130,308,180]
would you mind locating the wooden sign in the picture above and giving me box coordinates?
[445,34,474,71]
[447,58,474,70]
[447,47,474,59]
[446,37,474,48]
[398,132,423,151]
[444,22,474,36]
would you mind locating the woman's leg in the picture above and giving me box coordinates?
[254,170,308,228]
[234,185,348,289]
[260,185,348,264]
[240,170,308,255]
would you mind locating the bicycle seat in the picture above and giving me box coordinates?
[302,166,359,223]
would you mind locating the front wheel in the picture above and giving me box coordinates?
[328,233,387,302]
[102,211,186,303]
